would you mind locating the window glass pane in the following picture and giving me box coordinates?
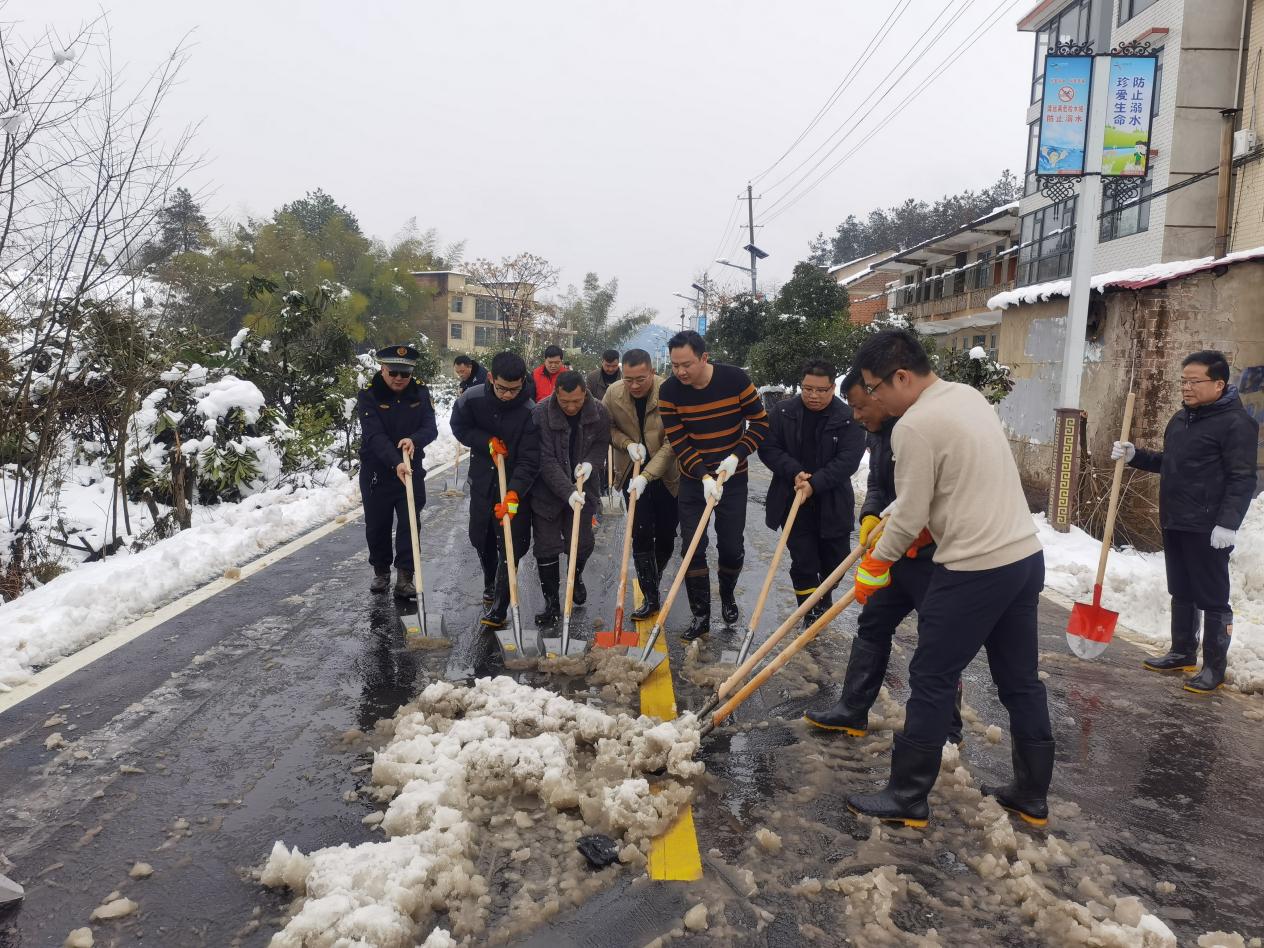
[1152,48,1164,117]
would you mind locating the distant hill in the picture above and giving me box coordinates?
[619,322,675,359]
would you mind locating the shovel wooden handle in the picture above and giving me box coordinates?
[494,453,520,609]
[562,471,589,618]
[611,457,642,632]
[401,450,426,603]
[747,488,806,636]
[1095,391,1135,588]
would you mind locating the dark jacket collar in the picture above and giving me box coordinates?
[778,395,850,428]
[1184,385,1242,421]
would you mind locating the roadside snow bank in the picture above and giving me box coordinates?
[1038,493,1264,693]
[263,675,702,946]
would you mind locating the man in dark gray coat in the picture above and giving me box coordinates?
[531,371,612,625]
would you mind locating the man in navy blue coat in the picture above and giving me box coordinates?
[356,345,438,596]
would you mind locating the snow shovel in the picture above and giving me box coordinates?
[720,487,806,667]
[493,453,540,658]
[446,445,465,495]
[595,456,642,648]
[544,470,591,658]
[601,445,618,512]
[1067,390,1136,660]
[700,586,860,738]
[697,518,885,720]
[635,469,731,677]
[400,450,445,640]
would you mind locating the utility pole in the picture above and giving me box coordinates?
[747,183,758,295]
[679,307,686,331]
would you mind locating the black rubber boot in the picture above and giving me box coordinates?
[480,561,509,629]
[806,588,833,628]
[947,678,965,745]
[847,734,941,828]
[681,573,711,642]
[982,738,1055,826]
[1185,610,1232,694]
[803,636,889,735]
[394,570,416,598]
[1144,598,1200,673]
[630,552,661,621]
[571,554,589,606]
[534,559,561,626]
[479,550,498,606]
[719,568,740,626]
[370,568,391,593]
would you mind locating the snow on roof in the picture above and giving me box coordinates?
[987,245,1264,310]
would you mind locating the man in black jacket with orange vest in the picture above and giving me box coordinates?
[758,359,865,624]
[1114,349,1259,693]
[357,345,439,596]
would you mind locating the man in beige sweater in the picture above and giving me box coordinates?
[846,329,1053,830]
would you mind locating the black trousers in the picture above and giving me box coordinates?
[1163,528,1232,615]
[475,500,531,579]
[532,497,596,562]
[785,512,851,596]
[854,554,934,647]
[677,474,748,578]
[360,469,425,571]
[627,479,679,564]
[904,551,1050,748]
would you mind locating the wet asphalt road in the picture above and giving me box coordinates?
[1,460,1262,946]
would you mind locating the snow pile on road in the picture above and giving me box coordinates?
[262,676,702,946]
[1038,493,1264,693]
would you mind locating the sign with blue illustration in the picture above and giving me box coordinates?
[1037,55,1093,176]
[1102,56,1156,176]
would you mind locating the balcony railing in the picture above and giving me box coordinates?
[893,281,1015,321]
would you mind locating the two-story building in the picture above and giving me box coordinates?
[411,271,575,354]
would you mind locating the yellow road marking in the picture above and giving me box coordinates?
[635,579,703,881]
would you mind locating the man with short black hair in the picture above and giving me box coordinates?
[451,351,541,628]
[845,329,1051,830]
[531,371,611,623]
[533,345,565,402]
[758,359,865,625]
[357,345,439,595]
[1114,348,1259,693]
[453,354,488,393]
[587,349,622,400]
[659,330,770,640]
[605,348,679,617]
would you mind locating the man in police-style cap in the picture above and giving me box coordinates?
[356,345,438,595]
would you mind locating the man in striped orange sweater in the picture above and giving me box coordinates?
[659,330,770,640]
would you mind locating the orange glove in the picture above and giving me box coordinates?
[905,528,933,558]
[494,490,519,521]
[854,553,893,605]
[488,437,508,459]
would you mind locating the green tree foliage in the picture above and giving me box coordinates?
[556,272,654,358]
[808,170,1021,266]
[746,263,860,388]
[140,187,211,268]
[774,262,849,322]
[278,188,362,237]
[706,293,774,368]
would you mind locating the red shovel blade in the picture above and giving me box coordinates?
[593,629,640,649]
[1066,585,1118,660]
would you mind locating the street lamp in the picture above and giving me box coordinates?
[715,258,751,273]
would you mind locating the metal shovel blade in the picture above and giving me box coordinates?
[720,625,755,666]
[1066,587,1117,661]
[404,611,446,639]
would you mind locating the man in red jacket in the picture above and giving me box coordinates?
[532,345,565,403]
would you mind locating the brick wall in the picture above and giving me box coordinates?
[845,272,892,325]
[1230,0,1264,252]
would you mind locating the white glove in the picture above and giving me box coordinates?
[717,454,740,479]
[1111,441,1136,463]
[628,474,648,500]
[1211,526,1237,550]
[627,443,647,465]
[568,490,586,512]
[702,475,724,504]
[573,461,592,483]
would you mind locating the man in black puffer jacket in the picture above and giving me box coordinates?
[1114,349,1260,693]
[357,345,439,596]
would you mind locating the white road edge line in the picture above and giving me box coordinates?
[0,458,461,717]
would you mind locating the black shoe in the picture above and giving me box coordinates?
[847,734,941,828]
[1144,598,1200,673]
[394,570,416,598]
[947,678,965,745]
[482,583,495,607]
[535,596,561,626]
[982,738,1055,826]
[630,552,661,621]
[370,569,391,593]
[535,559,561,626]
[572,576,587,606]
[681,573,711,641]
[480,550,498,605]
[719,567,740,626]
[805,588,833,628]
[481,561,509,629]
[1185,610,1232,694]
[803,636,889,735]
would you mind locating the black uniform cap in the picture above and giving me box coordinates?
[376,345,419,368]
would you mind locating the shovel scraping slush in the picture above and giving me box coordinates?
[1067,391,1135,660]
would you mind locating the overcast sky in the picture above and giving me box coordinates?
[13,0,1035,327]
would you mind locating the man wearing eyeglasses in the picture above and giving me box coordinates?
[357,345,439,596]
[844,329,1050,831]
[757,358,865,624]
[451,351,542,629]
[1113,349,1259,694]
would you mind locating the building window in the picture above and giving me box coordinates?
[450,296,464,313]
[1018,197,1077,285]
[475,325,503,348]
[1152,47,1163,118]
[989,333,999,359]
[975,250,993,290]
[1100,180,1152,241]
[1025,121,1040,194]
[1120,0,1159,24]
[475,297,499,321]
[1031,0,1100,104]
[450,322,462,340]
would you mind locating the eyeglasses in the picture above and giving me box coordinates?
[1178,377,1216,388]
[801,384,834,395]
[864,370,897,396]
[493,381,523,396]
[387,369,412,379]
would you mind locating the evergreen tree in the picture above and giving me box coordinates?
[277,188,361,237]
[706,293,775,367]
[774,261,849,322]
[140,187,211,267]
[557,273,654,356]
